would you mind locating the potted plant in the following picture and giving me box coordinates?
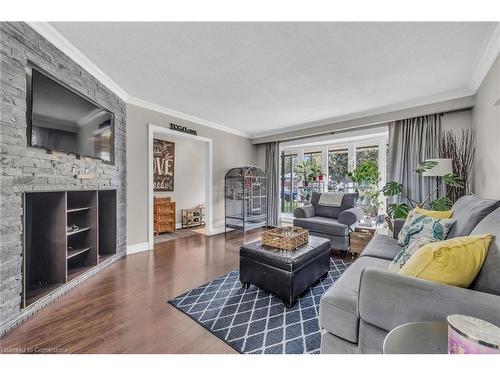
[382,160,464,219]
[347,160,381,222]
[294,156,323,186]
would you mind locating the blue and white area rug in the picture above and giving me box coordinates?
[168,259,351,354]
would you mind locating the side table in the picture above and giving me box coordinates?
[349,226,376,257]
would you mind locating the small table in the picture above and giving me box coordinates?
[349,226,376,257]
[239,235,331,308]
[383,321,448,354]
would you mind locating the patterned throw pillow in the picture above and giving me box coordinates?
[388,237,436,273]
[397,213,455,247]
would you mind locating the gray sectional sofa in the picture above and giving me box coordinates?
[319,194,500,354]
[293,192,363,251]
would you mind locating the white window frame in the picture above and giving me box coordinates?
[279,127,388,220]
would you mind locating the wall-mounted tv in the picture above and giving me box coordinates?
[27,65,115,163]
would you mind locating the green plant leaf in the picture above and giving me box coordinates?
[387,203,409,219]
[382,181,403,196]
[443,173,464,188]
[294,156,323,182]
[348,159,379,185]
[429,196,453,211]
[415,160,439,174]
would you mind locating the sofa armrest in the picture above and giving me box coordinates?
[338,207,364,227]
[392,218,405,239]
[293,205,315,218]
[358,268,500,332]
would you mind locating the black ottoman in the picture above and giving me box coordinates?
[239,235,331,307]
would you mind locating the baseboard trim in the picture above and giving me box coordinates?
[205,226,234,236]
[0,252,125,337]
[126,242,151,255]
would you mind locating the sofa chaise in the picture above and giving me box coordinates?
[319,194,500,354]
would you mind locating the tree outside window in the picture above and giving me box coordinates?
[328,149,349,191]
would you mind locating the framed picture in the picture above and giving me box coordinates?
[153,139,175,191]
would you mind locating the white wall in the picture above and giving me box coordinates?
[126,103,258,247]
[441,109,472,134]
[256,144,266,170]
[153,133,206,225]
[473,53,500,199]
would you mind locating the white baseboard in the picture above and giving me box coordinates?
[126,242,151,255]
[205,226,233,236]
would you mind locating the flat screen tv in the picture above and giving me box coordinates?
[27,66,114,163]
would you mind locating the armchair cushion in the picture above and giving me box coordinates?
[293,216,349,237]
[311,192,358,219]
[358,268,500,333]
[293,205,315,218]
[338,207,364,227]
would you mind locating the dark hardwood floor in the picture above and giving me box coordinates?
[0,229,268,354]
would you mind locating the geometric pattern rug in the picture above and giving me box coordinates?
[168,259,351,354]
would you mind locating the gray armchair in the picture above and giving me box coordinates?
[293,192,363,251]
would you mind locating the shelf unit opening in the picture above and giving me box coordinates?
[23,189,117,307]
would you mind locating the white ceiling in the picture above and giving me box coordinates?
[48,22,498,138]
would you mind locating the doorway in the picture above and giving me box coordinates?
[147,124,213,250]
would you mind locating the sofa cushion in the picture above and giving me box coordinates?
[319,256,391,343]
[399,234,493,288]
[360,234,402,261]
[447,195,500,238]
[311,192,358,219]
[470,207,500,295]
[397,213,455,247]
[388,237,436,273]
[293,216,349,237]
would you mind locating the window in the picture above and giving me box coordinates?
[355,144,381,218]
[280,152,298,214]
[356,144,379,166]
[303,151,322,163]
[279,127,388,220]
[328,148,349,191]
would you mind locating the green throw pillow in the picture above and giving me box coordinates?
[397,213,455,247]
[388,237,436,273]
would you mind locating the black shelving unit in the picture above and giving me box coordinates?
[225,166,267,233]
[23,189,117,307]
[66,191,97,281]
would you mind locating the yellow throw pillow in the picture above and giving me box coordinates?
[413,207,453,219]
[399,234,493,288]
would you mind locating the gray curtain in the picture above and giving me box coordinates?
[265,141,280,226]
[388,114,443,206]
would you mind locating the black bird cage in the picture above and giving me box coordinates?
[225,166,267,233]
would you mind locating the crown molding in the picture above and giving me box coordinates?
[250,88,474,141]
[26,22,130,101]
[128,96,250,138]
[470,23,500,93]
[27,22,251,139]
